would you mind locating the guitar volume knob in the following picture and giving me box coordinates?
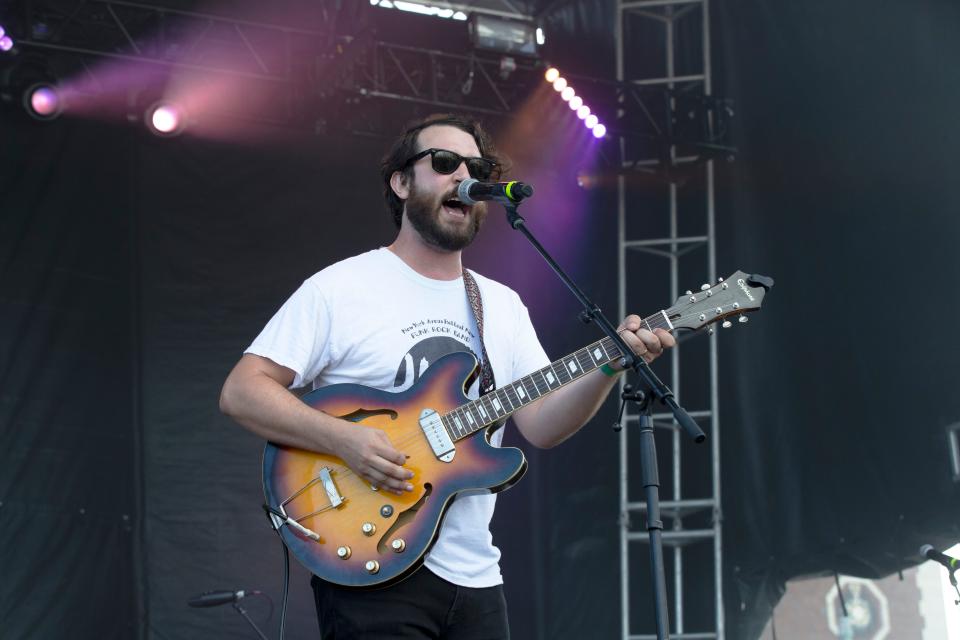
[365,560,380,574]
[336,546,352,560]
[391,539,406,553]
[361,522,376,536]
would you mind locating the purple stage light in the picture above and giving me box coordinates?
[552,77,567,92]
[585,114,598,129]
[146,102,185,136]
[0,35,13,52]
[577,105,590,120]
[560,87,575,102]
[569,96,583,110]
[26,84,61,119]
[0,25,5,39]
[592,124,607,138]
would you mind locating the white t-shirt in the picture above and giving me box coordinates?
[246,247,550,587]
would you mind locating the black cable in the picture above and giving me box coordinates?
[833,572,848,618]
[278,535,290,640]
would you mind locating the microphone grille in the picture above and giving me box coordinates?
[458,178,479,206]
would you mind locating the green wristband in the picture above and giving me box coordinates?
[600,363,623,377]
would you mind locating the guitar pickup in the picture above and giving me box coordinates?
[419,409,455,462]
[320,467,344,508]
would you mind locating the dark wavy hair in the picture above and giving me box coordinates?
[380,114,505,229]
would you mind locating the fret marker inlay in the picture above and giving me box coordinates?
[492,398,502,412]
[567,360,578,373]
[515,385,526,399]
[546,372,556,384]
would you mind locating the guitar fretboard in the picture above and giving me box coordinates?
[440,310,672,440]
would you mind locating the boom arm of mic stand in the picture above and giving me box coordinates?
[502,201,705,443]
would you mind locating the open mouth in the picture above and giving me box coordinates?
[441,197,470,218]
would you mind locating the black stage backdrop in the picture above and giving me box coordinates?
[3,1,960,639]
[712,0,960,637]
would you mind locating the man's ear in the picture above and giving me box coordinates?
[390,171,410,200]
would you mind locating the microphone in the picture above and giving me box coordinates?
[920,545,959,572]
[187,589,257,608]
[458,178,534,205]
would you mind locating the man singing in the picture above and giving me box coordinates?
[220,114,675,638]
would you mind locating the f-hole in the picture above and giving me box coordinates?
[377,483,433,553]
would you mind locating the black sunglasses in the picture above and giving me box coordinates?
[404,148,500,181]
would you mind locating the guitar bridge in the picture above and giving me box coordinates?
[319,467,344,508]
[419,409,455,462]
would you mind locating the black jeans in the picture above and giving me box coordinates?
[311,568,510,639]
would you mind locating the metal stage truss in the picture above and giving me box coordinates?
[5,0,733,154]
[615,0,731,639]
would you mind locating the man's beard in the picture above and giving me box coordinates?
[404,180,487,252]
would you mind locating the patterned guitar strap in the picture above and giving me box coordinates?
[462,269,496,397]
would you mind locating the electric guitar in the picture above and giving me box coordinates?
[262,271,773,588]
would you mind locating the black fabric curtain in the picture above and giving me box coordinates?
[712,1,960,637]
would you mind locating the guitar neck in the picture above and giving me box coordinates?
[441,310,673,440]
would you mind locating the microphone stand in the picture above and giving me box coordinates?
[233,601,271,640]
[501,199,706,640]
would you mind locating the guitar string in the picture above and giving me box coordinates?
[282,305,744,500]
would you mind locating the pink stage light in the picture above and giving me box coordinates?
[26,84,61,119]
[569,96,583,110]
[146,102,185,136]
[576,105,590,120]
[0,25,5,39]
[560,87,575,102]
[585,114,598,129]
[592,123,607,138]
[0,35,13,52]
[552,77,567,92]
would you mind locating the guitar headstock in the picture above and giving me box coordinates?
[665,271,773,332]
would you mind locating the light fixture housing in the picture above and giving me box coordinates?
[24,83,62,120]
[468,13,538,56]
[144,101,186,137]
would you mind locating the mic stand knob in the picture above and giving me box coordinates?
[613,384,646,432]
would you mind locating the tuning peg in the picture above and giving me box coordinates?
[722,320,732,329]
[700,284,711,291]
[738,315,749,324]
[685,290,692,296]
[718,277,724,283]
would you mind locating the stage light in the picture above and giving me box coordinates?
[536,28,545,46]
[544,67,559,83]
[552,77,567,92]
[0,35,13,52]
[0,25,5,39]
[468,13,538,56]
[585,114,598,129]
[592,123,607,138]
[569,96,583,110]
[145,101,185,136]
[24,83,62,120]
[560,87,575,102]
[577,105,590,120]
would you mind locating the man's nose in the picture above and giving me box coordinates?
[451,160,472,182]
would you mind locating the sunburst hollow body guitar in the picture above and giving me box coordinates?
[262,271,773,589]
